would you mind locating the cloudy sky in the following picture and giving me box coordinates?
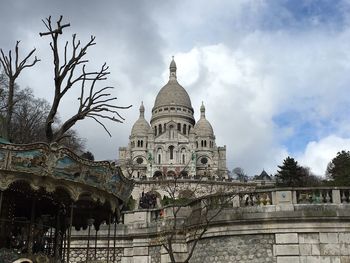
[1,0,350,176]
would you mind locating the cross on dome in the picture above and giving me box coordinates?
[169,56,177,80]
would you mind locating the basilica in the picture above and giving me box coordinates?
[118,58,227,179]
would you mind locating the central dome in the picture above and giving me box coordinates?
[154,80,192,109]
[153,58,193,110]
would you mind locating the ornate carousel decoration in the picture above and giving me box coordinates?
[0,140,133,263]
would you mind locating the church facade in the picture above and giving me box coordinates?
[118,58,227,179]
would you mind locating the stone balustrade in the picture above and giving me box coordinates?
[70,187,350,263]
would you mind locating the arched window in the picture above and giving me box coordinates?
[155,126,157,136]
[201,140,204,147]
[137,140,140,147]
[159,124,162,134]
[177,123,181,131]
[196,141,198,148]
[141,140,143,147]
[188,125,191,133]
[181,148,186,164]
[204,140,207,147]
[183,124,187,135]
[169,125,174,139]
[164,123,166,131]
[169,145,174,160]
[157,148,162,164]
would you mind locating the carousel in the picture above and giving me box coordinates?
[0,139,133,263]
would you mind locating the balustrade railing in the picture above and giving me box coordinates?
[341,189,350,204]
[296,189,333,204]
[239,192,272,207]
[124,187,350,226]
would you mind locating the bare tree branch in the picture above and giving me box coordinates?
[39,16,131,142]
[0,41,40,140]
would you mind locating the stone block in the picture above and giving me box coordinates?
[161,254,171,263]
[123,248,133,257]
[121,257,134,263]
[132,256,149,263]
[299,233,320,244]
[320,256,341,263]
[341,256,350,263]
[332,190,341,204]
[299,244,312,255]
[276,204,295,211]
[320,244,340,256]
[277,256,300,263]
[275,191,292,204]
[133,247,148,256]
[340,244,350,256]
[339,234,350,244]
[320,233,339,244]
[276,233,299,244]
[274,244,299,256]
[300,256,320,263]
[312,244,321,255]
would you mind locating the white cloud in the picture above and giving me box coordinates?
[297,135,350,176]
[3,1,350,178]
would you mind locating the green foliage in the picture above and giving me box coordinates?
[125,195,136,210]
[276,156,312,187]
[81,151,95,161]
[326,150,350,186]
[161,195,191,207]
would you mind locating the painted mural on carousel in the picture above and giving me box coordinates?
[0,141,133,204]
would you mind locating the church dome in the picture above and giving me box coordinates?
[131,102,151,136]
[153,58,193,110]
[194,103,214,137]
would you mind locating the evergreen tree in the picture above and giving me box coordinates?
[326,150,350,186]
[276,156,305,187]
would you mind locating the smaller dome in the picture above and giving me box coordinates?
[131,102,151,136]
[194,102,214,137]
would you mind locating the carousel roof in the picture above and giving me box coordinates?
[0,141,134,213]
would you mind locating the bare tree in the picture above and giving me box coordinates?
[154,174,240,263]
[233,167,248,182]
[0,42,40,140]
[39,16,131,143]
[10,88,49,143]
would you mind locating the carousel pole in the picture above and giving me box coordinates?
[113,214,117,263]
[86,218,94,263]
[94,228,98,260]
[0,191,3,217]
[0,191,3,238]
[66,204,74,263]
[28,198,36,255]
[106,214,111,263]
[54,207,61,262]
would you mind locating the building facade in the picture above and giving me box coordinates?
[118,58,227,179]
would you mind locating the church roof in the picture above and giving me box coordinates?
[131,102,151,136]
[153,58,193,110]
[254,170,272,180]
[194,102,214,137]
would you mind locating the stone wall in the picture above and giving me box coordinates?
[275,232,350,263]
[68,248,122,263]
[70,188,350,263]
[190,235,275,263]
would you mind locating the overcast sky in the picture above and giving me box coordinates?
[1,0,350,176]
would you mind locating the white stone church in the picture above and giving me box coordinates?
[118,58,227,179]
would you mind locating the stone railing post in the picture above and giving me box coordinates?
[275,190,294,211]
[292,190,297,204]
[271,190,276,205]
[332,189,341,204]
